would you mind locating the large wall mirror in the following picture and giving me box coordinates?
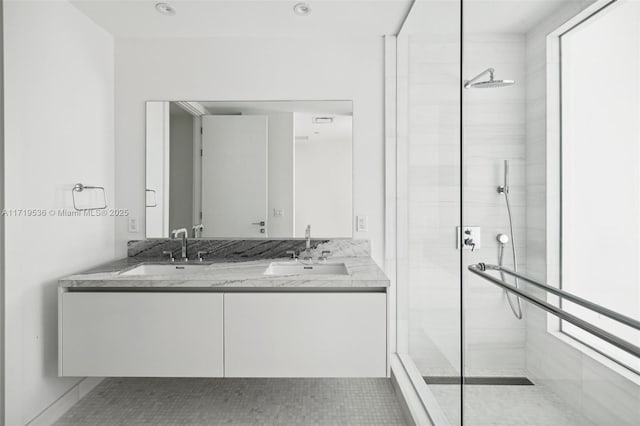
[145,100,353,239]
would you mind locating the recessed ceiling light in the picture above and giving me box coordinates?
[155,2,176,16]
[293,2,311,16]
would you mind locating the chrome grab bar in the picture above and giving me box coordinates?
[468,263,640,359]
[476,263,640,331]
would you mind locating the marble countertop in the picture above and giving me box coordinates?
[59,257,390,289]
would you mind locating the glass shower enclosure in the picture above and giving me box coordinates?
[395,0,640,424]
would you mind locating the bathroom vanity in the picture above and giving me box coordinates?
[58,100,389,379]
[58,243,389,378]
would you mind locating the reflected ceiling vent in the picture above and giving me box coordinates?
[313,117,334,124]
[155,2,176,16]
[293,3,312,16]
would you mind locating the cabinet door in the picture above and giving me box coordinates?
[224,293,387,377]
[60,292,223,377]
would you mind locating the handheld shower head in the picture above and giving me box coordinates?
[497,160,510,194]
[496,233,509,245]
[464,68,515,89]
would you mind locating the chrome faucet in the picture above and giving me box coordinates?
[171,228,189,261]
[300,225,313,261]
[305,225,311,250]
[192,223,204,238]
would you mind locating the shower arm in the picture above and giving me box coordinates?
[464,67,495,88]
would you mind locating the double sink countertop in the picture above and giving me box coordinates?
[59,256,390,289]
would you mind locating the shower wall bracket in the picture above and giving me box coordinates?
[456,226,481,251]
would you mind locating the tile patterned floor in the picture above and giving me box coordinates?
[430,384,595,425]
[55,378,408,426]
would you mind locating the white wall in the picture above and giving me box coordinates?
[525,1,640,424]
[3,1,115,423]
[294,118,352,238]
[115,37,385,262]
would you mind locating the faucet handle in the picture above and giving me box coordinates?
[286,250,299,260]
[197,251,207,262]
[319,250,331,262]
[192,224,205,238]
[162,250,175,262]
[464,238,476,252]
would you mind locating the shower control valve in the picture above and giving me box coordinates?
[457,226,481,251]
[464,238,476,251]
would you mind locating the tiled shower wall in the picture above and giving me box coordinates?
[406,30,462,376]
[525,1,640,424]
[406,31,527,376]
[462,33,527,376]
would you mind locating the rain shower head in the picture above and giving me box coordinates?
[464,68,515,89]
[467,79,515,88]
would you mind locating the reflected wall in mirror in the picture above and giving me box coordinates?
[146,101,353,239]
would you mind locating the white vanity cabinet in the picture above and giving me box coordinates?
[59,290,387,378]
[59,292,224,377]
[224,293,387,377]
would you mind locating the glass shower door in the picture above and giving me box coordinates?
[396,0,463,422]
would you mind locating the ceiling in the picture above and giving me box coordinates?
[401,0,580,34]
[464,0,578,33]
[71,0,414,38]
[198,100,353,115]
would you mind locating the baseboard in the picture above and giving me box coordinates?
[26,377,104,426]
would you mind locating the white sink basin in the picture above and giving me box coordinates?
[120,264,210,276]
[264,262,348,276]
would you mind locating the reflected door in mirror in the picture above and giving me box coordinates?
[201,115,268,237]
[145,101,353,239]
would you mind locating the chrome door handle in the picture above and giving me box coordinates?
[252,221,265,226]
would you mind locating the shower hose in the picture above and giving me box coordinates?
[499,190,523,320]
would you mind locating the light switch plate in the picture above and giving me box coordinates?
[128,217,139,233]
[456,226,481,250]
[356,216,368,232]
